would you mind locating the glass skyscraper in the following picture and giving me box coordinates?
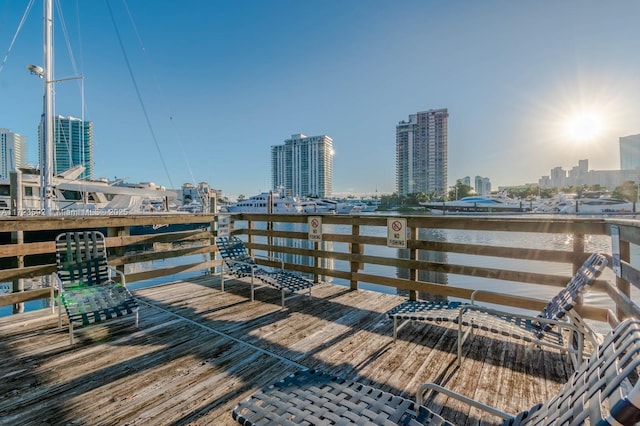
[39,115,94,180]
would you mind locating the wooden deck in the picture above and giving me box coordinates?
[0,275,577,425]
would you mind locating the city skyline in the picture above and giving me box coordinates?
[1,1,640,198]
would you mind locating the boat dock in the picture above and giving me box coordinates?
[1,275,574,425]
[1,213,639,424]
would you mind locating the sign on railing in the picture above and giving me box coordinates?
[387,218,407,248]
[308,216,323,242]
[218,215,231,237]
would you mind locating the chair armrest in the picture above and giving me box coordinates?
[458,304,585,339]
[417,382,513,420]
[222,259,261,277]
[51,272,63,288]
[469,289,484,305]
[107,266,126,286]
[459,304,577,326]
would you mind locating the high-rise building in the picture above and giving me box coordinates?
[271,133,333,197]
[39,115,94,180]
[396,109,448,197]
[457,176,471,187]
[0,128,27,179]
[620,134,640,170]
[475,176,491,195]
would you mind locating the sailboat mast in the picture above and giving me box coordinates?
[41,0,54,215]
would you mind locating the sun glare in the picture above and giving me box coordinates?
[565,112,604,142]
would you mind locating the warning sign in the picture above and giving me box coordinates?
[308,216,323,241]
[387,218,407,248]
[217,215,231,237]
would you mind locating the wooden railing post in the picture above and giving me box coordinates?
[571,232,585,273]
[617,239,631,320]
[108,226,129,277]
[314,241,321,284]
[248,219,254,257]
[409,226,418,301]
[573,232,585,306]
[11,230,24,314]
[350,223,361,291]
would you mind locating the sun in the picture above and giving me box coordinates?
[564,112,604,142]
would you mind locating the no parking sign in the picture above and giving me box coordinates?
[387,218,407,248]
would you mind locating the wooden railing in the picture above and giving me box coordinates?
[0,214,216,310]
[1,213,640,328]
[233,213,640,327]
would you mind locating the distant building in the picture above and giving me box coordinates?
[620,134,640,170]
[539,158,640,190]
[475,176,491,195]
[539,175,551,188]
[549,166,567,188]
[39,115,94,180]
[457,176,471,187]
[271,133,334,197]
[0,128,27,179]
[396,109,448,197]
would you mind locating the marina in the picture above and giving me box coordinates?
[2,1,640,424]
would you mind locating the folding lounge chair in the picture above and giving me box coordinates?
[232,369,454,426]
[52,231,139,344]
[233,320,640,425]
[417,318,640,425]
[216,236,314,308]
[387,253,608,368]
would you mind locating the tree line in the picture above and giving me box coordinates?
[378,180,640,209]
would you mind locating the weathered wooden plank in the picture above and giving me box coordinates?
[0,276,606,425]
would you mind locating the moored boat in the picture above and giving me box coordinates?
[420,195,532,214]
[228,192,304,213]
[559,197,636,215]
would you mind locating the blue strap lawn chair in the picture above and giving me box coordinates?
[52,231,139,344]
[233,369,454,426]
[417,318,640,425]
[216,236,313,308]
[387,253,608,368]
[233,319,640,425]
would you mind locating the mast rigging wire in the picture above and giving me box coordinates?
[105,0,174,189]
[120,0,198,188]
[0,0,35,75]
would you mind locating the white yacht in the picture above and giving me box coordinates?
[421,195,531,214]
[559,197,635,215]
[228,192,304,214]
[0,166,176,216]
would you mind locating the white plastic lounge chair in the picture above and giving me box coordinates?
[417,318,640,425]
[52,231,139,344]
[387,253,608,368]
[216,236,313,308]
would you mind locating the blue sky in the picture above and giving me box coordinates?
[1,1,640,198]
